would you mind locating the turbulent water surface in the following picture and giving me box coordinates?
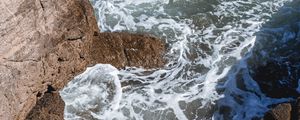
[60,0,300,119]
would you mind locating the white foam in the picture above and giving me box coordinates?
[62,0,294,119]
[60,64,123,119]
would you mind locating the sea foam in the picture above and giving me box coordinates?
[61,0,295,119]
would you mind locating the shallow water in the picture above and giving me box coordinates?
[60,0,300,119]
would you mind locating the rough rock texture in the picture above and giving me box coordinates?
[248,1,300,99]
[264,98,300,120]
[25,92,64,120]
[0,0,165,120]
[264,103,292,120]
[251,60,300,98]
[91,32,165,69]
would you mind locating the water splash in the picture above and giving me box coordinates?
[60,64,123,119]
[61,0,295,119]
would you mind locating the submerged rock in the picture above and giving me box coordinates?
[248,1,300,99]
[0,0,165,119]
[251,60,300,98]
[264,103,292,120]
[25,92,65,120]
[249,1,300,118]
[264,97,300,120]
[90,32,165,69]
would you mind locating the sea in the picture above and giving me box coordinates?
[60,0,300,119]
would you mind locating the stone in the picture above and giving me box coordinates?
[25,92,64,120]
[90,32,165,69]
[264,103,292,120]
[250,60,299,98]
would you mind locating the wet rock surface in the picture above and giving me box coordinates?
[91,32,165,69]
[0,0,165,119]
[248,0,300,99]
[264,103,292,120]
[247,4,300,119]
[263,97,300,120]
[251,60,300,98]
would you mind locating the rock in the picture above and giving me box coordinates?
[262,97,300,120]
[247,2,300,99]
[25,92,65,120]
[250,60,299,98]
[263,96,300,120]
[264,103,292,120]
[0,0,98,119]
[0,0,165,120]
[90,32,165,69]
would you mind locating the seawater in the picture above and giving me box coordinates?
[60,0,300,119]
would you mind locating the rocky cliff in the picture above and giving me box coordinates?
[0,0,165,119]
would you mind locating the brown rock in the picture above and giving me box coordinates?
[264,103,292,120]
[0,0,165,120]
[90,32,165,69]
[0,0,98,119]
[25,92,64,120]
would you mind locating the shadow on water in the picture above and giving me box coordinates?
[214,0,300,119]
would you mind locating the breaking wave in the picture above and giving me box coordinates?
[60,0,300,119]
